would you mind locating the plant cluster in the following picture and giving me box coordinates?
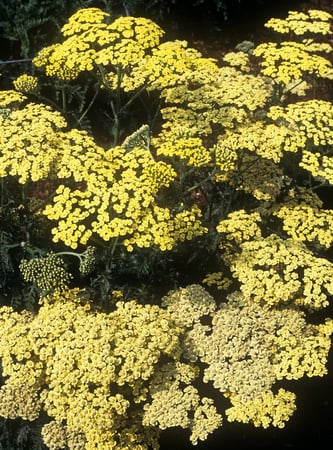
[1,5,333,450]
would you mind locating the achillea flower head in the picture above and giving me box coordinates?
[13,74,39,93]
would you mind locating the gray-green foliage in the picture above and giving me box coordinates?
[0,230,14,289]
[0,419,46,450]
[0,0,93,57]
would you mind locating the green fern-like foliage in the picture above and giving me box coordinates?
[0,0,93,58]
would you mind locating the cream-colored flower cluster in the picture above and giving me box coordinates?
[161,284,217,328]
[143,380,222,445]
[1,283,333,445]
[142,358,222,445]
[183,289,333,427]
[41,420,87,450]
[226,234,333,309]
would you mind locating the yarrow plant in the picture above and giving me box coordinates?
[1,5,333,449]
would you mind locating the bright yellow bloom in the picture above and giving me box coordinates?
[13,74,39,93]
[265,9,332,36]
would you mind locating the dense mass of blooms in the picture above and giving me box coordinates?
[0,286,332,449]
[254,9,333,85]
[1,5,333,449]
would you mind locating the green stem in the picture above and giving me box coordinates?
[185,171,215,195]
[55,251,83,259]
[119,81,152,115]
[109,236,119,258]
[110,99,120,146]
[61,84,67,113]
[78,82,101,124]
[0,243,23,250]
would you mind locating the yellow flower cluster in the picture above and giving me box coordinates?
[218,121,302,164]
[227,234,333,309]
[267,100,333,183]
[33,8,164,83]
[273,202,333,248]
[61,7,110,36]
[213,139,238,180]
[223,51,251,72]
[0,94,207,250]
[237,154,286,201]
[226,389,297,428]
[0,89,26,108]
[19,253,72,292]
[216,209,262,246]
[253,9,333,85]
[0,288,183,449]
[300,150,333,184]
[264,9,332,36]
[273,317,333,380]
[13,74,39,93]
[61,8,110,36]
[41,139,206,249]
[153,128,212,167]
[268,100,333,147]
[122,204,207,252]
[202,272,233,291]
[253,40,333,85]
[121,39,218,92]
[0,101,67,183]
[160,65,272,136]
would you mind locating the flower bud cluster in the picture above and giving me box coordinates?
[19,253,72,292]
